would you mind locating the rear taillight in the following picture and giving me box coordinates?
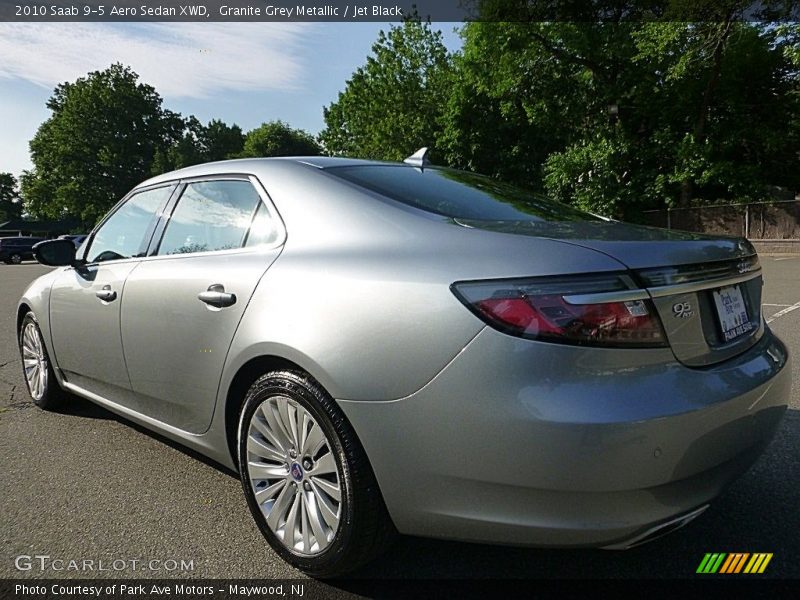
[452,274,667,348]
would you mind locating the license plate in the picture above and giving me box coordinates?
[712,285,753,342]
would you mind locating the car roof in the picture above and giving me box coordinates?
[137,156,396,189]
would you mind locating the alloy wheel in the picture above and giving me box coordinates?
[21,322,47,401]
[245,395,342,556]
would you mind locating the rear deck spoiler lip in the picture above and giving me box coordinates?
[646,268,762,298]
[563,267,761,305]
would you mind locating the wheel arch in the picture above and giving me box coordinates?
[17,302,32,334]
[17,279,62,380]
[223,354,331,468]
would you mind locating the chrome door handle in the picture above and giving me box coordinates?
[198,284,237,308]
[95,285,117,302]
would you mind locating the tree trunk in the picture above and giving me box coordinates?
[678,20,734,208]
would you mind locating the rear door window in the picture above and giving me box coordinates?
[157,180,265,256]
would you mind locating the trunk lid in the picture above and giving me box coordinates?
[455,219,755,269]
[457,219,764,367]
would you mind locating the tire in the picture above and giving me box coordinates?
[238,370,394,577]
[19,312,66,410]
[9,253,23,264]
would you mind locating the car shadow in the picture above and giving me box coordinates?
[53,392,114,419]
[57,393,239,477]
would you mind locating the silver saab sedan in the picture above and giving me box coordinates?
[19,153,790,577]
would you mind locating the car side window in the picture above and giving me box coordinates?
[244,201,281,247]
[157,180,266,256]
[87,186,173,263]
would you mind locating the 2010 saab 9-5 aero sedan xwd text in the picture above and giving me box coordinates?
[19,153,790,576]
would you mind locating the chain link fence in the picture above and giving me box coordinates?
[641,200,800,240]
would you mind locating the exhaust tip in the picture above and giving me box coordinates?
[602,505,710,550]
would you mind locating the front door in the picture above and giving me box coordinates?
[49,184,175,400]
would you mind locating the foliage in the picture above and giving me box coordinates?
[205,119,247,161]
[238,121,321,157]
[151,117,245,173]
[0,172,23,222]
[21,64,183,226]
[320,20,453,161]
[543,133,639,216]
[778,23,800,67]
[440,17,799,219]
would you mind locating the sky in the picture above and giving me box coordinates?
[0,22,463,178]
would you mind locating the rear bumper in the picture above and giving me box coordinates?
[338,326,790,547]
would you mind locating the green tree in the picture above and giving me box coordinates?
[320,20,453,161]
[21,63,183,226]
[151,117,245,174]
[0,172,22,222]
[204,119,245,161]
[152,116,207,174]
[239,121,320,157]
[440,15,799,219]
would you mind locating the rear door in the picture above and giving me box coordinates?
[120,176,285,433]
[49,184,175,399]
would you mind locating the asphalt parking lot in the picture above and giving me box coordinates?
[1,257,798,583]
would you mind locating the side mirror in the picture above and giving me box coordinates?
[33,239,77,267]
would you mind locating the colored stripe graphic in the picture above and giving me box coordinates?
[720,553,749,573]
[744,553,773,574]
[696,553,714,573]
[733,553,750,573]
[711,554,726,573]
[697,553,772,574]
[697,553,727,573]
[719,554,735,573]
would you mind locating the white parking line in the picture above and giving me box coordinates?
[763,303,792,307]
[773,257,798,261]
[766,300,800,323]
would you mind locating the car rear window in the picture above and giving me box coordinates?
[326,165,599,222]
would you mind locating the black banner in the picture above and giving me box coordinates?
[2,579,800,600]
[1,0,799,22]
